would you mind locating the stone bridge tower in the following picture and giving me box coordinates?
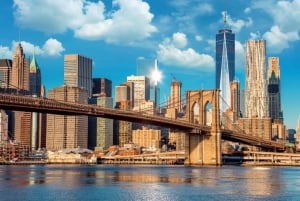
[185,90,221,165]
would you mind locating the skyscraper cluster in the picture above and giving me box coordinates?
[0,43,44,150]
[0,9,290,153]
[215,13,285,142]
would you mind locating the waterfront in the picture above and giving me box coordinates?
[0,165,300,200]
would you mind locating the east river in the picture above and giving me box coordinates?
[0,165,300,201]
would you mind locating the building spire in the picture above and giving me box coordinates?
[30,47,39,71]
[224,11,227,28]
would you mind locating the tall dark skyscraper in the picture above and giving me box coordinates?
[215,13,235,89]
[268,57,283,122]
[92,78,112,97]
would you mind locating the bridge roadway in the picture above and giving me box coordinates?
[0,93,285,150]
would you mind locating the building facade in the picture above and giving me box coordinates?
[127,75,150,108]
[168,80,182,112]
[0,59,12,88]
[46,86,88,151]
[92,78,112,97]
[10,43,31,147]
[215,27,235,89]
[268,57,283,122]
[115,82,134,147]
[88,96,113,150]
[245,40,269,118]
[132,128,161,150]
[64,54,92,97]
[29,52,43,150]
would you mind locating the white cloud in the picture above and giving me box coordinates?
[254,0,300,32]
[250,31,261,40]
[13,0,157,44]
[195,35,203,42]
[0,46,12,59]
[244,7,251,14]
[8,39,65,58]
[42,38,65,56]
[222,12,252,33]
[263,26,299,53]
[251,0,300,53]
[157,33,214,70]
[235,40,245,70]
[172,32,187,48]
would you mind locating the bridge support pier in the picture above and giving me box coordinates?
[184,131,221,166]
[185,89,222,166]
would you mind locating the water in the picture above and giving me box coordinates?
[0,165,300,201]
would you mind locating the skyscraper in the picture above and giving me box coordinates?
[215,15,235,90]
[29,52,41,96]
[168,80,182,112]
[10,43,31,147]
[89,78,114,150]
[127,75,150,108]
[268,57,283,122]
[89,96,113,150]
[245,40,269,118]
[29,52,42,150]
[64,54,92,97]
[10,43,30,90]
[47,86,88,151]
[0,59,12,88]
[114,82,133,147]
[92,78,112,97]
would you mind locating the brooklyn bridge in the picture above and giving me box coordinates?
[0,89,286,165]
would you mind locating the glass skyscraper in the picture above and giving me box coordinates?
[215,28,235,89]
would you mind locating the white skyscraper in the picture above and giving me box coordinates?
[245,40,269,118]
[127,75,150,108]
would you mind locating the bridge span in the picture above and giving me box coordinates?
[0,91,286,165]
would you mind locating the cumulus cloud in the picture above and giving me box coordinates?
[172,32,188,48]
[13,0,157,44]
[263,26,299,53]
[42,38,66,56]
[0,39,65,59]
[251,0,300,52]
[195,35,203,42]
[157,32,214,70]
[244,7,251,14]
[235,40,245,70]
[222,12,252,33]
[0,46,12,59]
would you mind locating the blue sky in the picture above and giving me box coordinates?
[0,0,299,129]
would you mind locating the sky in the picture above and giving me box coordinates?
[0,0,300,129]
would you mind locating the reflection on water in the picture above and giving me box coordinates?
[0,165,300,200]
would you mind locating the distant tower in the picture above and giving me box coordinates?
[47,86,88,151]
[215,11,235,90]
[268,57,283,122]
[0,59,12,87]
[10,43,30,90]
[10,43,31,147]
[127,75,150,108]
[92,78,112,97]
[88,78,113,150]
[64,54,92,96]
[168,78,182,112]
[230,80,240,122]
[114,82,133,147]
[245,40,269,118]
[29,51,42,150]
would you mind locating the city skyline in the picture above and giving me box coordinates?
[0,0,300,129]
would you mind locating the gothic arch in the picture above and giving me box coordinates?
[186,90,220,130]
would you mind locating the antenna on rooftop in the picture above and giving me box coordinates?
[223,0,228,28]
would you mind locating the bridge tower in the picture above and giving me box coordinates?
[185,90,222,165]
